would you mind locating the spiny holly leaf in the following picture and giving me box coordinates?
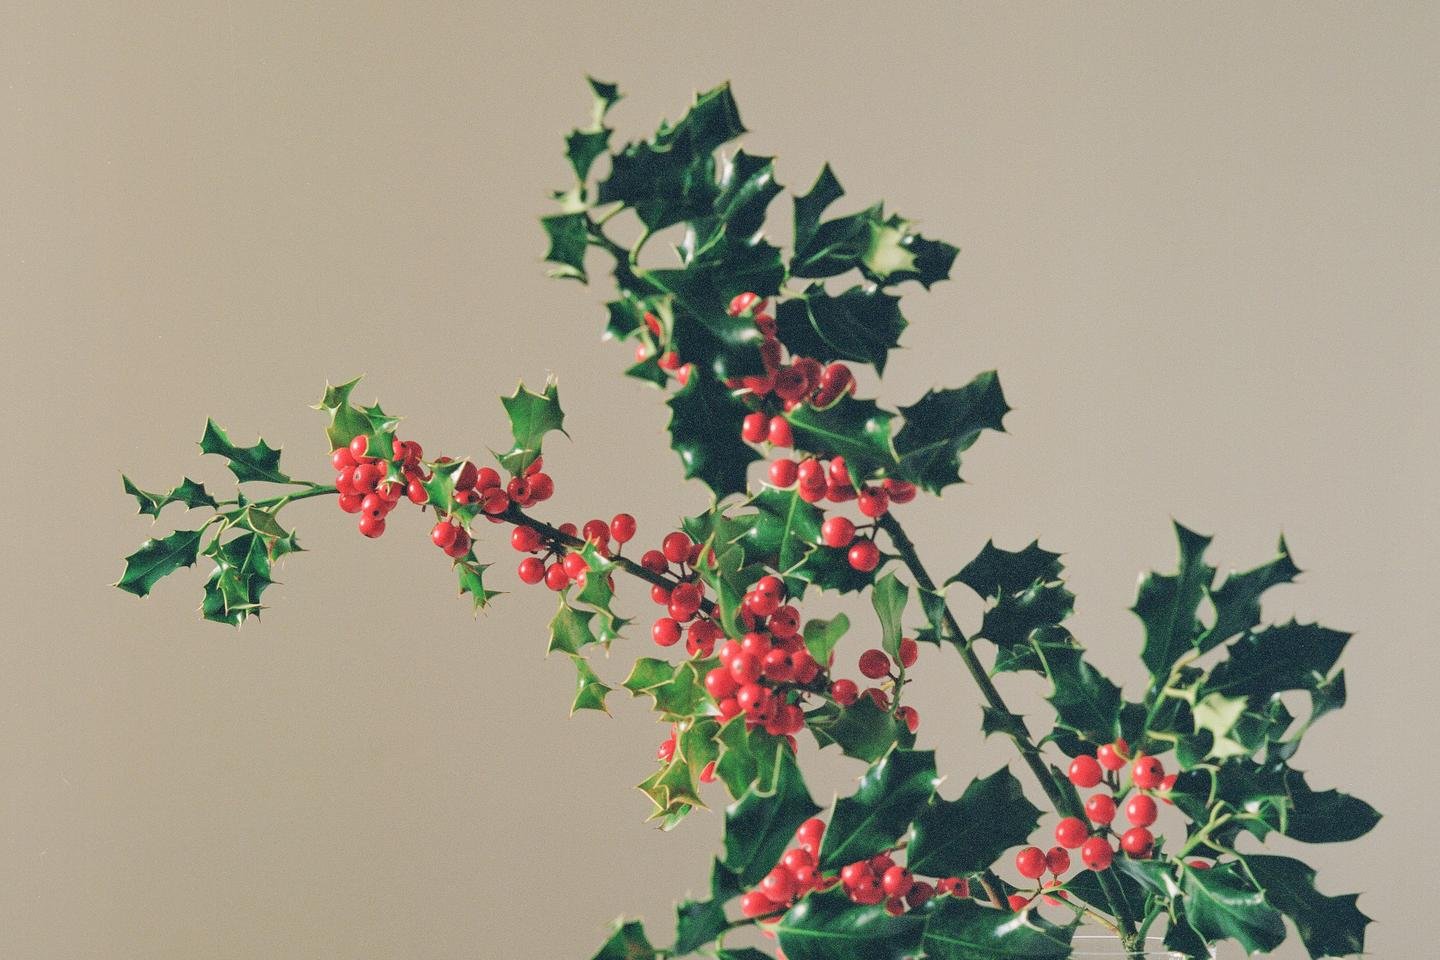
[564,77,621,183]
[784,395,898,480]
[870,571,909,662]
[790,164,867,278]
[596,82,744,231]
[980,705,1031,741]
[670,895,727,956]
[456,562,498,612]
[806,696,906,763]
[116,528,203,598]
[893,372,1010,493]
[1201,619,1350,706]
[574,541,630,644]
[666,372,760,498]
[920,897,1075,960]
[589,919,655,960]
[1200,534,1300,653]
[646,240,779,380]
[1165,902,1214,960]
[908,766,1042,877]
[419,459,479,522]
[1035,643,1123,743]
[775,887,926,960]
[722,747,819,886]
[542,211,589,282]
[950,539,1064,599]
[497,379,567,476]
[1178,861,1287,954]
[199,532,274,626]
[710,149,782,240]
[742,486,823,574]
[198,419,292,484]
[569,654,612,715]
[773,285,907,375]
[816,749,937,870]
[121,476,217,518]
[623,658,713,721]
[974,580,1074,663]
[1247,854,1370,959]
[801,614,849,668]
[713,715,784,800]
[1283,767,1380,844]
[548,599,600,655]
[1134,522,1216,682]
[313,377,371,452]
[639,720,720,825]
[860,213,959,289]
[789,538,882,595]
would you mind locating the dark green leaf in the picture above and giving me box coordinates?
[722,747,820,885]
[313,377,371,452]
[116,528,203,598]
[713,150,782,239]
[666,372,761,498]
[950,539,1064,599]
[548,599,599,655]
[806,696,904,763]
[908,766,1042,877]
[1247,854,1370,959]
[920,897,1074,960]
[198,419,292,484]
[671,895,728,955]
[743,487,823,574]
[456,562,498,612]
[802,614,849,668]
[975,581,1075,656]
[870,572,909,662]
[773,285,908,375]
[1037,644,1123,743]
[590,919,655,960]
[1284,767,1380,844]
[542,212,589,282]
[121,476,217,517]
[1202,620,1350,704]
[775,888,925,960]
[893,371,1010,493]
[1178,861,1286,954]
[860,213,959,289]
[980,706,1031,741]
[199,532,274,626]
[817,749,937,870]
[784,395,898,480]
[1134,522,1215,681]
[1199,534,1300,652]
[497,379,567,476]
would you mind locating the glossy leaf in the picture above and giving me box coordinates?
[1037,643,1123,742]
[921,897,1074,960]
[775,888,924,960]
[313,377,371,452]
[1247,854,1370,959]
[590,919,655,960]
[666,372,760,499]
[121,476,217,518]
[950,539,1064,599]
[570,654,612,714]
[743,487,823,574]
[784,395,898,479]
[1134,522,1215,681]
[908,766,1041,877]
[817,749,937,870]
[773,285,908,375]
[497,379,567,476]
[806,696,905,763]
[893,371,1010,493]
[116,528,203,598]
[1179,861,1286,954]
[1199,534,1300,652]
[198,419,292,484]
[542,211,589,282]
[870,571,909,661]
[722,747,820,885]
[802,614,849,667]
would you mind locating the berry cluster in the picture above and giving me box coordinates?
[427,456,556,559]
[331,434,430,538]
[1056,738,1177,871]
[836,641,921,732]
[1008,845,1072,911]
[634,311,694,387]
[740,817,970,921]
[510,511,631,593]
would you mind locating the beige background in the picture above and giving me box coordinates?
[2,3,1436,958]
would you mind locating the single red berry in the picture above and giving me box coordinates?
[848,540,880,572]
[1097,739,1129,771]
[562,551,589,579]
[1085,793,1117,825]
[857,487,890,518]
[906,881,935,910]
[338,493,364,513]
[444,528,471,559]
[1007,894,1031,913]
[769,458,798,488]
[735,683,770,716]
[1054,817,1088,849]
[781,848,815,873]
[481,490,509,515]
[831,679,859,706]
[360,493,388,519]
[741,412,768,444]
[658,351,681,371]
[755,575,783,597]
[1080,837,1114,871]
[851,876,885,905]
[1042,879,1067,906]
[767,416,793,447]
[729,653,763,686]
[476,467,501,491]
[863,687,890,710]
[670,582,701,617]
[1160,773,1178,804]
[357,514,386,538]
[717,697,742,720]
[729,291,761,317]
[740,632,772,658]
[760,867,795,905]
[453,461,478,491]
[431,521,459,549]
[1120,827,1154,858]
[652,617,681,647]
[1015,846,1047,879]
[662,532,692,564]
[348,434,371,460]
[511,526,542,552]
[883,897,906,917]
[527,473,554,500]
[896,705,920,733]
[769,605,800,637]
[740,891,779,918]
[351,463,381,494]
[331,446,357,471]
[820,516,856,548]
[406,479,428,504]
[883,478,918,504]
[699,760,717,783]
[640,550,668,573]
[517,557,545,584]
[881,866,913,898]
[1068,755,1104,789]
[1046,846,1071,875]
[1125,794,1158,828]
[581,519,609,545]
[650,584,671,607]
[1188,859,1212,870]
[762,648,794,682]
[610,513,637,544]
[544,563,569,591]
[897,637,919,668]
[858,649,890,679]
[1132,755,1165,790]
[656,736,676,762]
[795,818,825,852]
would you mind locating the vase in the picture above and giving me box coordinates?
[1069,934,1214,958]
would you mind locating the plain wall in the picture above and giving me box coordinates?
[2,3,1436,957]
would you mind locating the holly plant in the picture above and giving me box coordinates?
[118,80,1375,959]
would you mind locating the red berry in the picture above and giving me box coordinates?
[858,649,890,679]
[406,479,428,504]
[454,461,479,491]
[1120,827,1154,858]
[699,760,717,783]
[640,550,668,573]
[652,618,681,647]
[476,467,501,491]
[1046,846,1071,875]
[1097,739,1129,771]
[760,867,795,905]
[1007,894,1031,913]
[735,683,770,716]
[729,291,761,317]
[1015,846,1047,879]
[1054,817,1088,849]
[740,891,779,918]
[517,557,545,584]
[863,687,889,710]
[796,818,825,852]
[431,522,459,549]
[847,540,880,572]
[741,412,768,444]
[831,679,859,706]
[769,605,800,637]
[511,526,542,552]
[883,897,905,917]
[897,637,918,668]
[610,513,637,544]
[1160,773,1178,804]
[1085,793,1117,825]
[1080,837,1114,871]
[881,866,913,898]
[769,458,798,488]
[544,563,569,591]
[1132,755,1165,790]
[729,653,763,685]
[444,528,471,559]
[348,435,371,460]
[747,589,780,618]
[662,532,692,564]
[781,848,814,873]
[351,463,381,494]
[528,473,554,500]
[338,493,364,513]
[883,478,918,504]
[562,551,588,579]
[1125,794,1158,828]
[582,519,610,544]
[332,447,357,471]
[357,514,386,538]
[1188,859,1212,870]
[755,575,784,597]
[857,487,889,518]
[820,516,856,548]
[650,584,671,606]
[906,881,935,910]
[670,582,702,617]
[851,876,885,905]
[767,416,793,447]
[821,362,854,393]
[896,705,920,733]
[360,493,388,519]
[657,736,676,762]
[1068,755,1103,788]
[763,648,794,682]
